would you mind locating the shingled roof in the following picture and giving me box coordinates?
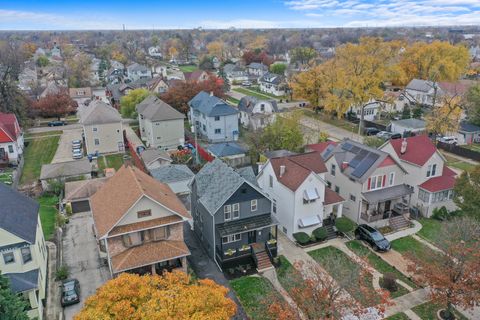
[188,91,238,117]
[136,95,184,122]
[79,100,122,125]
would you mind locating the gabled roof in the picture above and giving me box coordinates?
[150,164,194,184]
[40,159,92,180]
[419,166,457,192]
[305,141,337,153]
[459,121,480,133]
[127,62,148,73]
[183,70,208,82]
[5,269,39,293]
[264,150,297,159]
[269,152,327,191]
[437,80,474,97]
[140,148,171,166]
[247,62,268,70]
[0,183,39,243]
[324,188,344,205]
[389,135,437,166]
[0,113,21,143]
[208,142,246,157]
[188,91,238,117]
[91,165,190,239]
[136,95,184,122]
[405,79,436,93]
[64,177,110,201]
[79,100,122,125]
[259,72,285,85]
[237,96,278,114]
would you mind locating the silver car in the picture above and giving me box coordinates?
[72,149,83,159]
[376,131,392,140]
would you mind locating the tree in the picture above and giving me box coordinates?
[270,63,286,75]
[290,47,317,66]
[32,93,76,120]
[207,41,225,60]
[168,46,178,60]
[407,217,480,319]
[247,35,267,51]
[0,273,29,320]
[179,33,194,62]
[426,95,463,140]
[412,107,423,119]
[402,105,411,119]
[454,165,480,220]
[65,53,92,87]
[36,55,49,67]
[199,56,215,71]
[363,136,384,148]
[465,84,480,126]
[75,271,236,320]
[120,88,150,119]
[160,75,225,114]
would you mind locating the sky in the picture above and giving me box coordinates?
[0,0,479,30]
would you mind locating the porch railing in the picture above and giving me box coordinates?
[215,245,252,262]
[360,212,385,223]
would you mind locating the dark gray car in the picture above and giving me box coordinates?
[61,279,80,307]
[354,224,391,252]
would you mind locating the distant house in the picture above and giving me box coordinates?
[91,165,191,277]
[247,63,268,77]
[258,72,286,97]
[150,164,194,195]
[188,91,239,142]
[140,148,172,171]
[148,46,163,58]
[78,100,124,154]
[40,159,93,190]
[69,87,93,106]
[90,58,101,84]
[238,96,278,130]
[223,64,248,83]
[208,142,248,168]
[0,113,24,165]
[147,77,169,94]
[0,184,48,320]
[404,79,442,107]
[183,70,209,82]
[457,121,480,145]
[389,119,426,135]
[136,95,185,149]
[40,82,64,98]
[126,63,152,82]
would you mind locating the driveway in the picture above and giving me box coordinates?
[183,222,247,320]
[62,211,110,319]
[51,129,83,164]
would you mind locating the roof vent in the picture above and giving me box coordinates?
[280,165,286,178]
[400,138,407,154]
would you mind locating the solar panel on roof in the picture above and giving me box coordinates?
[349,149,368,168]
[341,142,353,151]
[351,152,379,178]
[323,145,334,159]
[350,146,361,154]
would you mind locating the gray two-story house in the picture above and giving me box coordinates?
[190,159,277,272]
[188,91,239,142]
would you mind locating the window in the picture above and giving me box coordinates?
[137,210,151,218]
[370,175,383,190]
[427,164,437,177]
[3,252,14,264]
[224,205,231,221]
[251,199,257,211]
[330,164,336,176]
[222,233,241,244]
[92,127,98,132]
[123,232,142,247]
[21,247,32,264]
[269,175,273,188]
[94,138,100,146]
[214,116,220,121]
[350,194,356,202]
[260,104,265,112]
[418,189,430,203]
[334,186,340,193]
[214,128,221,134]
[8,145,13,153]
[389,172,395,186]
[326,181,332,188]
[153,226,168,240]
[202,124,206,131]
[272,199,277,214]
[232,203,240,219]
[431,190,453,203]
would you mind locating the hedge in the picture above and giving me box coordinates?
[293,232,310,245]
[335,217,356,233]
[312,227,328,241]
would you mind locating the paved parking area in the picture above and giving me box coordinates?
[62,211,110,319]
[51,129,83,164]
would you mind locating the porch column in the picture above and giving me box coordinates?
[151,264,156,275]
[337,203,344,218]
[181,257,187,273]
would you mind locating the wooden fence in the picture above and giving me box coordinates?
[437,141,480,162]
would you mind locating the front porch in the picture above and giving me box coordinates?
[124,257,187,276]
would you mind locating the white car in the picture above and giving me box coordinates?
[72,149,83,159]
[241,81,252,86]
[439,136,458,144]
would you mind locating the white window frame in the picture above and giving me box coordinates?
[8,145,14,153]
[224,205,232,221]
[370,175,383,191]
[3,252,15,264]
[427,164,437,177]
[251,199,257,211]
[92,127,98,132]
[232,203,240,219]
[389,172,395,186]
[222,233,242,244]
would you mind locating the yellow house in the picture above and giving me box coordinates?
[0,183,48,320]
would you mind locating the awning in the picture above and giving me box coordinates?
[298,215,321,228]
[362,184,413,204]
[303,188,320,201]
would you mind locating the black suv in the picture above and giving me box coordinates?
[364,127,381,136]
[61,279,80,307]
[354,224,391,252]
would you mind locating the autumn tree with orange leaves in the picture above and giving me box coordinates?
[32,92,76,120]
[74,271,236,320]
[407,217,480,320]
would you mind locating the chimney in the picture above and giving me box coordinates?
[280,165,286,177]
[400,138,408,154]
[341,161,349,171]
[210,91,214,96]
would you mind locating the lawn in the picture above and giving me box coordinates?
[308,246,379,306]
[390,236,432,257]
[226,96,240,105]
[417,218,443,244]
[249,86,287,100]
[442,154,476,173]
[302,109,359,133]
[24,130,63,139]
[0,168,14,185]
[385,313,410,320]
[462,143,480,153]
[38,195,58,240]
[346,240,418,289]
[178,64,198,73]
[411,301,468,320]
[98,153,125,171]
[20,135,60,185]
[233,87,276,100]
[230,276,280,320]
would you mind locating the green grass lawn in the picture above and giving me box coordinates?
[248,86,287,100]
[443,154,476,172]
[391,236,432,257]
[411,302,468,320]
[346,240,418,289]
[226,96,240,105]
[20,135,60,185]
[233,87,276,100]
[178,64,198,73]
[462,143,480,153]
[385,313,410,320]
[417,218,443,244]
[0,168,14,185]
[24,130,63,139]
[38,195,58,240]
[302,109,359,133]
[98,153,125,171]
[230,276,280,320]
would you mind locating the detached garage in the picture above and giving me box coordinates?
[64,178,110,213]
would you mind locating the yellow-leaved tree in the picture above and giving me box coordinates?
[74,271,237,320]
[426,95,463,140]
[207,41,225,60]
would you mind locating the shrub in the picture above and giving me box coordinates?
[432,206,449,221]
[293,232,310,245]
[56,265,69,281]
[335,217,356,233]
[381,273,398,292]
[364,136,385,148]
[65,203,72,216]
[318,131,329,143]
[312,227,328,241]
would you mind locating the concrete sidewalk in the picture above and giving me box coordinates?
[46,241,61,320]
[385,220,422,242]
[384,288,430,317]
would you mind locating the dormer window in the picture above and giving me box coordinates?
[427,164,437,177]
[137,210,152,218]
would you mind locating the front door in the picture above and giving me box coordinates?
[247,231,256,244]
[383,200,392,218]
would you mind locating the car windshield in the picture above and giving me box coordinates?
[371,232,385,241]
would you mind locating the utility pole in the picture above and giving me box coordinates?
[191,125,199,164]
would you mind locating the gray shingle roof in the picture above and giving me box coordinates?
[127,62,148,73]
[217,214,276,236]
[406,79,435,92]
[459,121,480,133]
[40,159,92,180]
[5,269,39,293]
[237,96,279,114]
[362,184,414,203]
[208,142,246,157]
[136,96,184,121]
[140,148,171,165]
[390,118,426,129]
[0,183,39,243]
[236,166,257,186]
[248,62,268,71]
[188,91,239,117]
[79,100,122,125]
[259,72,285,85]
[150,164,194,184]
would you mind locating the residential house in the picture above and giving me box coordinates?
[247,63,268,77]
[0,184,48,320]
[63,177,109,213]
[69,87,93,106]
[322,139,413,228]
[136,95,185,149]
[18,67,37,93]
[90,58,101,84]
[208,142,249,168]
[238,96,278,130]
[147,77,169,94]
[151,164,194,195]
[223,64,248,83]
[139,148,172,171]
[404,79,442,107]
[183,70,209,82]
[78,100,124,154]
[148,46,163,58]
[258,72,286,97]
[257,152,344,241]
[389,119,426,135]
[40,159,93,190]
[0,113,24,165]
[126,63,152,82]
[91,164,191,277]
[457,121,480,145]
[189,91,239,142]
[380,135,457,217]
[39,81,64,98]
[190,159,278,271]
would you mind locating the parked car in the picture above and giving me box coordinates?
[241,81,252,86]
[390,133,402,140]
[48,120,66,127]
[354,224,391,252]
[61,279,80,307]
[72,149,83,159]
[72,140,82,149]
[439,136,458,145]
[376,131,392,140]
[364,127,381,136]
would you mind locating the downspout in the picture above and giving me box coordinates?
[212,216,222,271]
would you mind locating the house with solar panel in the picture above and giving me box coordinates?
[321,139,414,230]
[188,91,239,142]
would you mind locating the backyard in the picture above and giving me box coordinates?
[20,135,60,185]
[233,87,278,101]
[178,64,198,73]
[98,153,125,171]
[302,109,360,133]
[38,194,58,240]
[442,153,476,172]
